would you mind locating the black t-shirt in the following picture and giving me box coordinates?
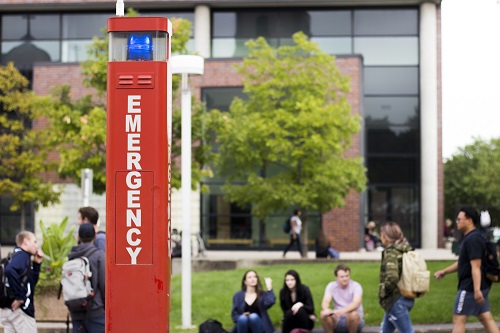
[457,229,491,291]
[244,299,260,314]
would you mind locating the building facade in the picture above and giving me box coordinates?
[0,0,443,251]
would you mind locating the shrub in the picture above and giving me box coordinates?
[37,217,76,293]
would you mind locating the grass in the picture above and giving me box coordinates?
[169,261,500,332]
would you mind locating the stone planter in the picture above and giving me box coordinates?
[35,289,68,322]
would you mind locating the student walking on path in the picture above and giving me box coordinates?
[283,210,303,258]
[434,207,500,333]
[378,222,415,333]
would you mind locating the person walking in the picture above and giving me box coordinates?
[434,207,499,333]
[320,264,364,333]
[283,209,303,258]
[68,223,106,333]
[231,270,275,333]
[279,270,315,333]
[1,231,44,333]
[78,207,105,252]
[378,222,414,333]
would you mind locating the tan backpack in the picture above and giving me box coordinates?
[397,251,430,298]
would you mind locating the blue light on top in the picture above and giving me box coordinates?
[127,33,153,61]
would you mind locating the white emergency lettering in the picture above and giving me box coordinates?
[125,95,143,264]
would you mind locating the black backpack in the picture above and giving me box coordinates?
[283,217,291,233]
[484,240,500,283]
[0,252,30,308]
[199,319,228,333]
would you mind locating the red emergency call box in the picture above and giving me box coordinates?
[106,17,172,332]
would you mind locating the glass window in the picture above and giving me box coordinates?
[354,37,418,65]
[62,14,108,39]
[365,96,419,126]
[308,10,351,36]
[212,38,244,58]
[367,157,419,183]
[30,15,60,39]
[311,37,352,54]
[277,10,312,37]
[202,87,245,111]
[367,185,419,245]
[2,15,28,40]
[154,12,195,36]
[364,67,419,95]
[2,14,60,40]
[366,126,419,154]
[62,40,93,62]
[213,12,237,37]
[2,41,59,65]
[354,9,418,36]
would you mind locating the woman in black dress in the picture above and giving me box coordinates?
[279,270,316,333]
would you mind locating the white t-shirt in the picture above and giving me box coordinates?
[291,216,302,235]
[324,280,364,318]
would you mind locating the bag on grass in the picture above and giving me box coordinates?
[60,247,98,312]
[199,319,228,333]
[397,251,430,298]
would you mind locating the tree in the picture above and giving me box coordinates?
[444,137,500,224]
[0,62,61,229]
[216,32,366,256]
[45,13,219,193]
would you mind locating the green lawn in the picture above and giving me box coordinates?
[169,261,500,332]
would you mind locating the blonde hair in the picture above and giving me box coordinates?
[16,231,35,247]
[380,222,407,245]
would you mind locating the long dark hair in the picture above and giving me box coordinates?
[241,269,264,296]
[281,269,306,300]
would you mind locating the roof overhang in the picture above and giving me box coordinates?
[0,0,442,12]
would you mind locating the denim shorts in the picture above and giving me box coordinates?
[453,289,491,316]
[334,314,364,333]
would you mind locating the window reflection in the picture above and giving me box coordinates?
[354,37,418,66]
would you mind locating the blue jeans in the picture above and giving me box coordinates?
[72,315,105,333]
[237,313,264,333]
[381,296,415,333]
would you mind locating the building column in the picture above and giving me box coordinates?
[420,2,438,249]
[194,5,210,58]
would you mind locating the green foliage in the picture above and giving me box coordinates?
[217,32,366,219]
[444,137,500,222]
[0,62,61,226]
[37,217,76,292]
[45,12,220,193]
[169,261,500,332]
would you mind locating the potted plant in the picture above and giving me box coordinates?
[36,217,76,321]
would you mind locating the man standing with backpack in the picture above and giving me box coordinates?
[67,223,105,333]
[434,207,499,333]
[1,231,44,333]
[78,207,105,252]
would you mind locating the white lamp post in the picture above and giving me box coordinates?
[171,55,204,329]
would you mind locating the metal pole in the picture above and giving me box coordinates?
[181,72,193,328]
[81,168,93,206]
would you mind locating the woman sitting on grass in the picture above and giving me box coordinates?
[231,270,276,333]
[279,270,316,333]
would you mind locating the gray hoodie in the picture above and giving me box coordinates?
[67,243,105,320]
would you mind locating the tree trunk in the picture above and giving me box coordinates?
[301,208,308,258]
[259,219,266,246]
[20,204,26,231]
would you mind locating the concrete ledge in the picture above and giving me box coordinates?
[1,322,497,333]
